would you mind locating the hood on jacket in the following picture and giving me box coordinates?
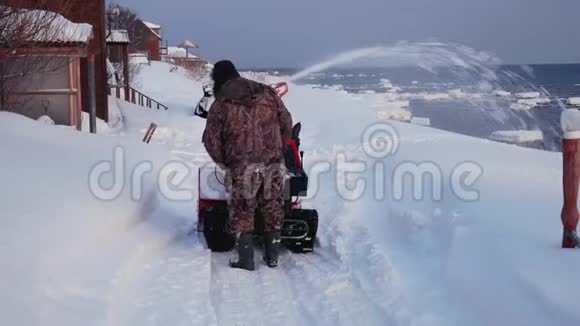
[215,77,277,107]
[212,60,241,95]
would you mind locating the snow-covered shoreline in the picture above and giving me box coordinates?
[0,61,575,326]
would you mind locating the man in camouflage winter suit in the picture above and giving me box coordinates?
[203,60,293,271]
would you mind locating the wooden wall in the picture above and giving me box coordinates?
[4,0,109,122]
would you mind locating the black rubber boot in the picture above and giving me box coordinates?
[229,233,255,271]
[263,231,281,268]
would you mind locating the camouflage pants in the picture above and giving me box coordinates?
[226,163,286,235]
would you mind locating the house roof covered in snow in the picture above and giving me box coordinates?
[143,21,161,29]
[166,46,199,59]
[142,21,161,39]
[106,30,130,44]
[0,6,93,45]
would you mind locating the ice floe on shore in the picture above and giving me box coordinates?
[489,130,544,146]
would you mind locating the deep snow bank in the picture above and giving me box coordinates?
[0,111,210,325]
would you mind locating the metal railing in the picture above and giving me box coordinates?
[108,84,168,110]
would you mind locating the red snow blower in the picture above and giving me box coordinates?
[196,82,319,253]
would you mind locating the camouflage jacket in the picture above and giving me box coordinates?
[202,78,293,168]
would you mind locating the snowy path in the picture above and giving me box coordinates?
[202,221,409,326]
[125,65,468,326]
[159,138,411,326]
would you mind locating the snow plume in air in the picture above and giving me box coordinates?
[290,42,502,83]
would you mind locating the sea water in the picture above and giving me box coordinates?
[253,43,579,151]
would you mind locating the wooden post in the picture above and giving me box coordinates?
[74,59,82,130]
[88,55,97,134]
[561,137,580,248]
[0,61,4,110]
[122,44,130,100]
[68,58,82,130]
[142,123,158,144]
[68,58,76,128]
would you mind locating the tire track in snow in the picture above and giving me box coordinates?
[254,259,311,326]
[209,250,311,326]
[283,247,395,326]
[209,252,267,326]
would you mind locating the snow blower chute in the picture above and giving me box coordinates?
[196,82,319,253]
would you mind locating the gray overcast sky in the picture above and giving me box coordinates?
[112,0,579,68]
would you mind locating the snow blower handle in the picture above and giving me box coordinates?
[202,84,213,98]
[272,82,289,98]
[194,82,288,119]
[194,84,213,119]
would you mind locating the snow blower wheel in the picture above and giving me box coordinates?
[202,203,235,252]
[282,209,319,253]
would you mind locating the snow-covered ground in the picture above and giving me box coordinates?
[1,61,576,326]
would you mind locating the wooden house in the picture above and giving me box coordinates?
[131,20,165,61]
[3,0,110,123]
[0,8,93,129]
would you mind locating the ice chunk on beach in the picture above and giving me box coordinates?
[567,97,580,106]
[516,98,551,108]
[423,93,453,101]
[410,117,431,126]
[493,90,512,97]
[507,95,552,111]
[532,98,551,104]
[381,79,394,90]
[448,89,466,99]
[402,92,453,101]
[510,103,535,111]
[377,109,412,122]
[515,92,541,99]
[388,100,410,109]
[489,130,544,145]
